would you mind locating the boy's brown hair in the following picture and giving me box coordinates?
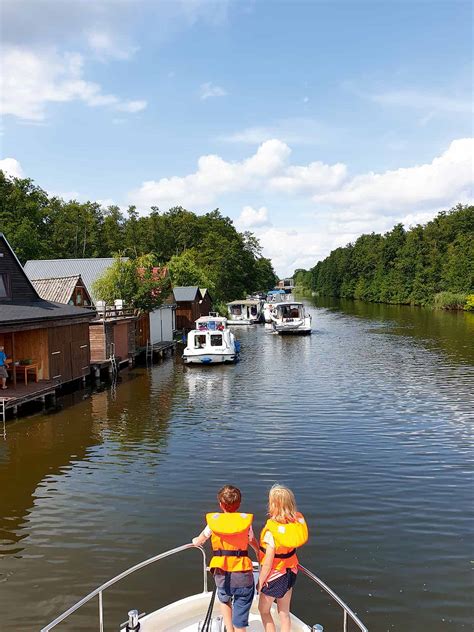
[217,485,241,512]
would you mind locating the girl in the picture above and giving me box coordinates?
[257,485,308,632]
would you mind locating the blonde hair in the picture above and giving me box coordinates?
[268,484,297,523]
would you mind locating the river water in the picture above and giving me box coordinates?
[1,299,473,631]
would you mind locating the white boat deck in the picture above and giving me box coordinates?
[139,592,307,631]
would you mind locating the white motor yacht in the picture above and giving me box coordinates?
[227,300,262,325]
[271,302,312,335]
[263,290,288,323]
[183,315,240,364]
[40,544,368,632]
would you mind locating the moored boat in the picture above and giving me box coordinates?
[227,299,263,325]
[40,543,368,632]
[271,301,312,334]
[183,314,240,364]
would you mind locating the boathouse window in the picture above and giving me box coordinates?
[0,273,11,298]
[210,334,223,347]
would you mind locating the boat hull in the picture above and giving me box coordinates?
[183,353,237,364]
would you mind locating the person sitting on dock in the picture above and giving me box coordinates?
[192,485,259,632]
[0,346,9,390]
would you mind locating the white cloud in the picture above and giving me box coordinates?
[238,205,271,228]
[130,139,291,209]
[270,161,347,194]
[219,117,334,146]
[200,82,227,100]
[0,157,24,178]
[0,46,147,121]
[313,138,474,213]
[85,29,138,61]
[370,89,473,114]
[115,99,147,113]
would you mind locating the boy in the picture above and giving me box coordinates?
[0,346,9,390]
[192,485,258,632]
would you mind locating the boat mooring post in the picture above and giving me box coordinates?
[126,609,140,631]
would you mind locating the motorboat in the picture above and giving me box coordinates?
[183,315,240,364]
[263,289,288,323]
[227,299,263,325]
[271,302,312,335]
[40,543,368,632]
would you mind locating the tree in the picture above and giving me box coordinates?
[92,254,170,313]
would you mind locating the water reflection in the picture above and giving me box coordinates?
[0,300,473,631]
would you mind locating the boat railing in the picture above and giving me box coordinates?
[40,544,367,632]
[40,544,207,632]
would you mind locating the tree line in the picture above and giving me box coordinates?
[0,171,277,305]
[294,204,474,310]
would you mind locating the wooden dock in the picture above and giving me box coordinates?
[1,380,57,422]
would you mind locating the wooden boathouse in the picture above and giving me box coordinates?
[0,234,96,421]
[173,286,212,331]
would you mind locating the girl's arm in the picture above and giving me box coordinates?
[257,545,275,590]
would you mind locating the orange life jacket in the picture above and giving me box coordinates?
[259,512,308,572]
[206,512,254,572]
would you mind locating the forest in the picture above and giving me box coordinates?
[0,171,277,305]
[294,204,474,310]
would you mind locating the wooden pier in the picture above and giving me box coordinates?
[1,380,57,423]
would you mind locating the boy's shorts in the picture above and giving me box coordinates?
[261,569,297,599]
[214,570,254,628]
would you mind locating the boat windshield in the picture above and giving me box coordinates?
[230,305,242,315]
[279,304,302,318]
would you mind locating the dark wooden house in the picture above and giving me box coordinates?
[173,286,212,331]
[0,234,95,400]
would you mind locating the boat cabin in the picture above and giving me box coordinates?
[227,299,262,323]
[275,302,305,320]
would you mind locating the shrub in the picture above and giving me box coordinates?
[464,294,474,311]
[434,291,468,310]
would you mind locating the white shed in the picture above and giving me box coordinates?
[149,304,176,344]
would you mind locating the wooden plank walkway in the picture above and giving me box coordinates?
[1,381,57,422]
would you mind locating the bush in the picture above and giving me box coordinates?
[464,294,474,311]
[434,291,468,310]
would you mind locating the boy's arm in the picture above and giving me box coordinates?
[192,526,210,547]
[249,534,259,557]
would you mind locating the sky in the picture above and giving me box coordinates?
[1,0,472,276]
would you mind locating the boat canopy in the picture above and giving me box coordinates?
[267,289,286,295]
[227,299,261,306]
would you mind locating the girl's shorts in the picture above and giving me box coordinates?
[261,569,297,599]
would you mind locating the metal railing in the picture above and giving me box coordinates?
[40,544,207,632]
[40,544,367,632]
[298,564,368,632]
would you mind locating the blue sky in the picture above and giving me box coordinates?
[1,0,472,275]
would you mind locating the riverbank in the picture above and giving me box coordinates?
[294,287,474,311]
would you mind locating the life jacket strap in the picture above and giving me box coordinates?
[212,548,249,558]
[259,545,297,559]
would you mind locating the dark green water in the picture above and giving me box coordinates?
[1,299,473,631]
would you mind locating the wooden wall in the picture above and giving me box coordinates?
[135,313,150,348]
[176,301,200,330]
[12,329,50,380]
[0,236,38,303]
[0,322,90,384]
[48,323,90,382]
